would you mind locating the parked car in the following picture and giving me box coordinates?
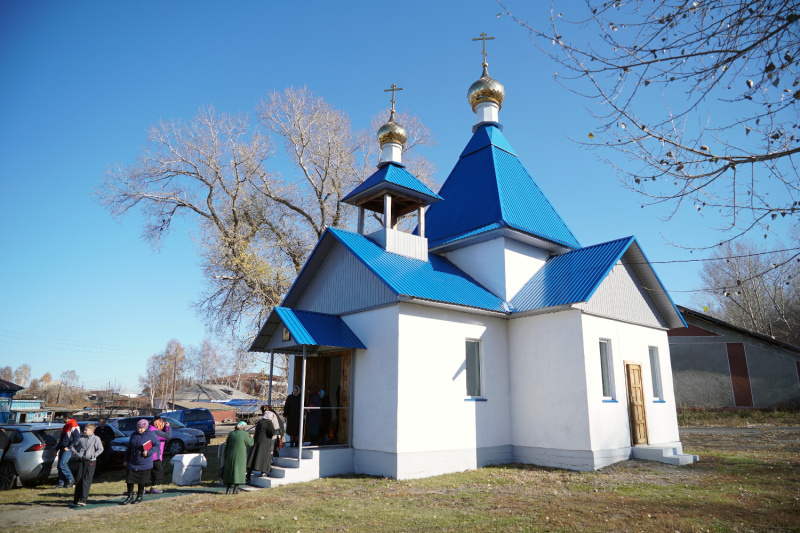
[160,409,216,441]
[107,416,206,455]
[0,423,61,490]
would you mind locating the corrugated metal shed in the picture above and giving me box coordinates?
[342,162,442,205]
[424,124,581,250]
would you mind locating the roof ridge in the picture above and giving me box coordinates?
[555,235,634,255]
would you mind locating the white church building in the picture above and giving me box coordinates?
[249,47,697,483]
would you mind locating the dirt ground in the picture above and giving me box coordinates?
[1,426,798,529]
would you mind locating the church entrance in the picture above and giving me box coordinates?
[292,350,351,446]
[625,362,649,445]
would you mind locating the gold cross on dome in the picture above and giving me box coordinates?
[472,32,495,65]
[384,83,403,112]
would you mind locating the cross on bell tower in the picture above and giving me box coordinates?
[472,32,495,67]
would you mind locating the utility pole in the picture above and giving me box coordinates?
[171,350,177,410]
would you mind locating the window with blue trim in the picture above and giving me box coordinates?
[466,340,482,397]
[599,339,615,400]
[649,346,664,401]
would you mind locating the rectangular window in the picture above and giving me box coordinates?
[599,339,614,399]
[649,346,664,401]
[465,340,482,397]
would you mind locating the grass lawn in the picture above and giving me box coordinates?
[1,429,798,532]
[678,407,800,428]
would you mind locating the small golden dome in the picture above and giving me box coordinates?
[468,64,505,112]
[377,110,408,146]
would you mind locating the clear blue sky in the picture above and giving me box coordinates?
[0,1,762,392]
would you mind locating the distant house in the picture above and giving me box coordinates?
[155,383,257,410]
[668,306,800,408]
[0,379,24,424]
[7,399,53,423]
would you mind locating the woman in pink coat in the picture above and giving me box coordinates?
[146,416,171,494]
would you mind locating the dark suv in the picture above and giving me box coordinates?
[160,409,215,441]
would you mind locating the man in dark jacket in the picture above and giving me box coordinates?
[94,418,116,475]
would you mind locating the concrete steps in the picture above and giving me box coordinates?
[246,445,354,489]
[631,444,699,466]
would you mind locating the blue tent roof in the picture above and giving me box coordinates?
[425,124,580,249]
[510,236,634,311]
[274,307,366,349]
[328,227,507,313]
[342,162,442,205]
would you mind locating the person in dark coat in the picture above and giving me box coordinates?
[283,386,302,447]
[223,421,254,494]
[121,419,159,505]
[307,388,322,445]
[246,406,280,483]
[94,418,116,475]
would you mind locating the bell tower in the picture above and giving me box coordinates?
[341,84,442,261]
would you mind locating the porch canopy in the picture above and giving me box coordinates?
[249,307,366,353]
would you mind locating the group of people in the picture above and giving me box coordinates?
[221,404,283,494]
[54,414,172,507]
[282,385,333,447]
[53,390,325,505]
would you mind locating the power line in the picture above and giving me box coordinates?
[0,340,149,358]
[0,331,147,353]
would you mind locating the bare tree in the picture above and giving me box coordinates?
[694,238,800,344]
[97,87,436,343]
[139,354,163,408]
[0,366,12,382]
[13,364,31,387]
[40,372,52,384]
[501,1,800,249]
[188,338,224,384]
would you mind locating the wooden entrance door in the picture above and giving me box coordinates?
[626,363,649,445]
[292,351,351,444]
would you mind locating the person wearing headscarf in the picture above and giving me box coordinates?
[268,404,286,456]
[245,405,281,483]
[283,386,302,447]
[146,416,172,494]
[70,423,103,507]
[223,421,253,494]
[121,419,159,505]
[56,417,80,488]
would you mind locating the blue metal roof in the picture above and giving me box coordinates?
[424,124,580,249]
[328,227,508,313]
[510,236,635,311]
[274,307,366,349]
[342,162,442,204]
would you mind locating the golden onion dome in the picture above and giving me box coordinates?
[468,64,505,112]
[377,110,408,146]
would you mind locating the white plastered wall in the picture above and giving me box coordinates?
[508,310,593,466]
[394,302,511,479]
[342,305,401,477]
[444,237,548,300]
[581,314,680,458]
